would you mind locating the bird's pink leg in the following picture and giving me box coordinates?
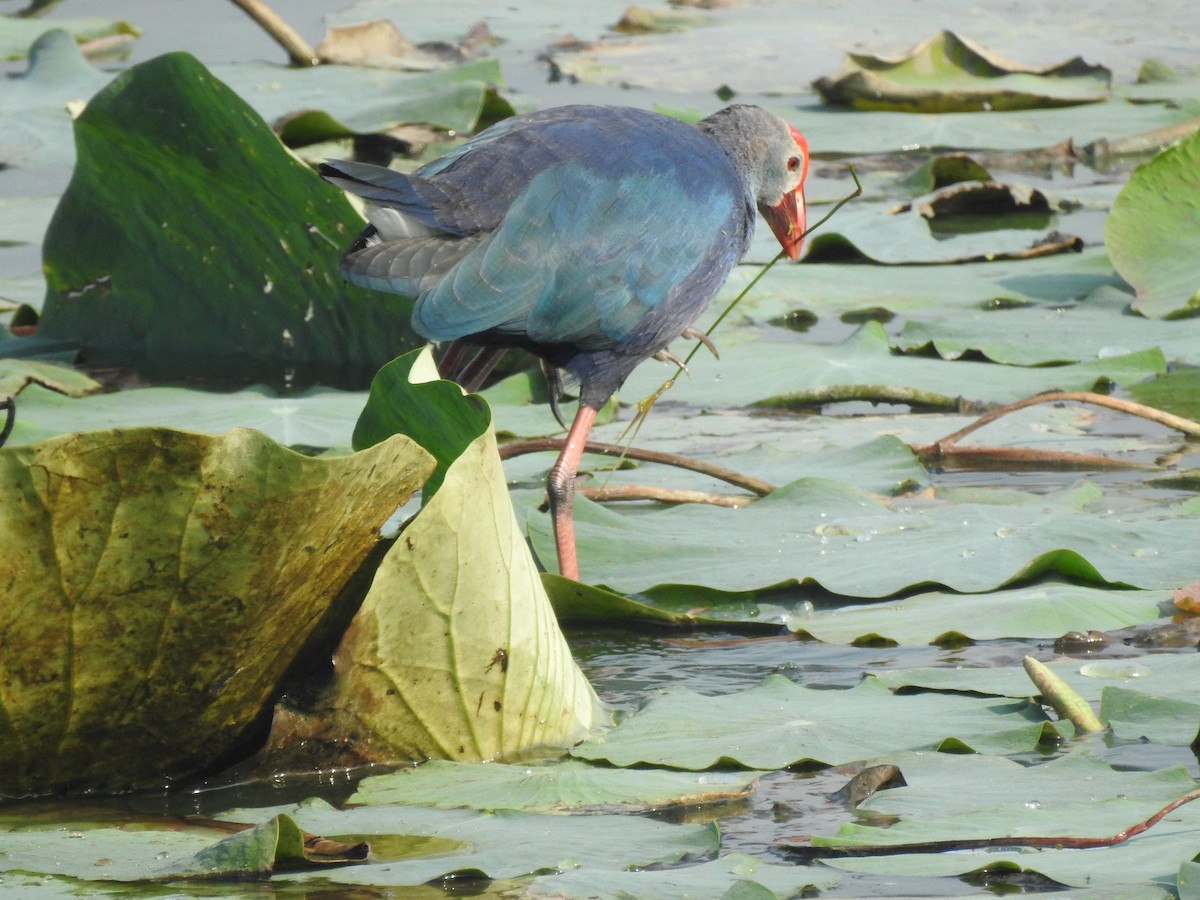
[547,403,597,580]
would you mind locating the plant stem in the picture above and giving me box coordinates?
[227,0,319,67]
[782,788,1200,858]
[498,438,775,497]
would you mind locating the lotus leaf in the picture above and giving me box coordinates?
[813,30,1111,112]
[0,426,431,794]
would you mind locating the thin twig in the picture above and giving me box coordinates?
[781,788,1200,859]
[917,445,1150,470]
[577,485,753,508]
[683,163,866,373]
[498,438,775,497]
[0,396,14,448]
[227,0,320,67]
[925,390,1200,449]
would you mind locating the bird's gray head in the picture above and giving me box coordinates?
[698,104,809,259]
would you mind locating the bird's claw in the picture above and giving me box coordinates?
[681,327,720,360]
[654,327,719,375]
[654,348,689,374]
[542,361,569,430]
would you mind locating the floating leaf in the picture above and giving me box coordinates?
[232,799,721,887]
[790,582,1170,646]
[0,29,114,171]
[808,754,1200,890]
[531,478,1200,597]
[349,758,760,813]
[1105,127,1200,318]
[799,201,1080,266]
[271,59,515,146]
[619,321,1164,413]
[0,427,432,794]
[2,382,365,449]
[895,286,1200,367]
[523,852,838,898]
[0,358,98,399]
[0,16,138,63]
[813,30,1111,112]
[572,675,1065,770]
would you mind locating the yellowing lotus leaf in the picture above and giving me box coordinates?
[330,422,605,761]
[0,426,432,795]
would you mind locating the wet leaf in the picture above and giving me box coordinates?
[31,51,420,386]
[349,758,760,813]
[611,5,706,34]
[0,358,98,398]
[179,814,367,877]
[572,675,1066,770]
[1105,127,1200,318]
[1128,369,1200,421]
[353,347,490,498]
[522,852,838,898]
[533,478,1200,597]
[233,798,721,886]
[789,582,1170,646]
[813,30,1111,112]
[0,16,138,62]
[0,427,432,794]
[807,754,1200,889]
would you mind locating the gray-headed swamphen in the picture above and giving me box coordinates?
[321,104,809,580]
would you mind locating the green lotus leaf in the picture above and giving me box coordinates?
[572,675,1066,770]
[813,30,1111,112]
[31,51,420,385]
[349,758,760,813]
[0,16,138,62]
[811,754,1200,890]
[1105,127,1200,318]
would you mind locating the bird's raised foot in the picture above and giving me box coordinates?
[653,347,689,373]
[681,327,720,360]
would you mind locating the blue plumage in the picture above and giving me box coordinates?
[322,103,809,580]
[322,105,752,406]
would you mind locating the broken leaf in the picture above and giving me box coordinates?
[813,30,1111,112]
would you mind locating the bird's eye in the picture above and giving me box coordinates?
[787,156,803,172]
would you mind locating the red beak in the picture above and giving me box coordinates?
[763,188,807,261]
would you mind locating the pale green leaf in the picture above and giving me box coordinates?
[571,675,1065,770]
[1106,128,1200,318]
[349,758,761,813]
